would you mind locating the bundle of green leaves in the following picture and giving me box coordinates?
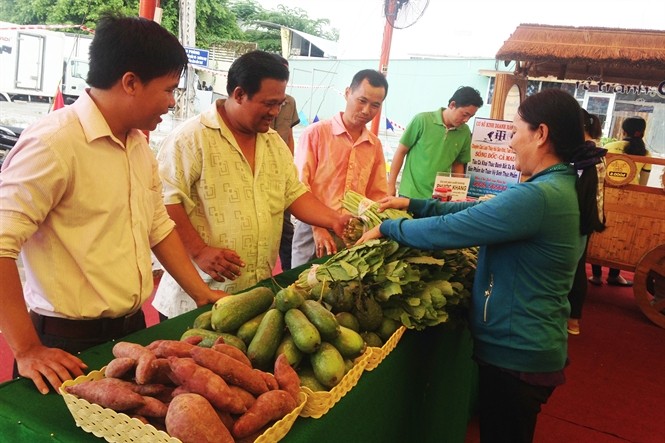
[298,239,477,330]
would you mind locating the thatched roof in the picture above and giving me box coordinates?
[496,24,665,87]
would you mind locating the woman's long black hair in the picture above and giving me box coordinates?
[518,90,605,235]
[621,117,647,156]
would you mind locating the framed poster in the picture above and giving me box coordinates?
[467,118,520,197]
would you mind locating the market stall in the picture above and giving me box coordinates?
[492,24,665,328]
[0,266,478,443]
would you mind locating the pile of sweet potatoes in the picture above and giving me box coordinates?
[64,338,302,443]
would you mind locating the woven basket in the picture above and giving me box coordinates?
[364,326,406,371]
[60,369,307,443]
[298,349,371,418]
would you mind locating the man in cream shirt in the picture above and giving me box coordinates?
[153,50,349,319]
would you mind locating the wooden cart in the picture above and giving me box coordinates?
[587,154,665,328]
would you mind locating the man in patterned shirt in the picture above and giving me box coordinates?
[153,50,350,319]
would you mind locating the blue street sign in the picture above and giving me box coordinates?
[185,47,209,67]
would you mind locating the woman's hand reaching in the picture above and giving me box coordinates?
[355,225,383,245]
[376,196,410,212]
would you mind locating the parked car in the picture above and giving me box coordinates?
[0,124,24,169]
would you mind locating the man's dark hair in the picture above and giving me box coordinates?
[350,69,389,97]
[87,14,188,89]
[448,86,484,108]
[227,50,289,98]
[272,53,289,68]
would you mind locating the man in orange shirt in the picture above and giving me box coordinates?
[291,69,389,267]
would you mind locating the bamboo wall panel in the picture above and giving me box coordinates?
[587,186,665,270]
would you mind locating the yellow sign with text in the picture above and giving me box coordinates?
[605,155,636,187]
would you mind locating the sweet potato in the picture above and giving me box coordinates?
[165,393,234,443]
[212,340,252,367]
[215,409,236,432]
[135,384,169,398]
[132,396,168,418]
[167,357,246,414]
[112,341,156,384]
[256,369,279,391]
[153,386,176,404]
[181,335,203,346]
[105,357,136,379]
[274,353,301,403]
[66,378,145,411]
[228,384,256,410]
[148,339,197,358]
[190,347,268,396]
[150,358,174,385]
[171,385,191,398]
[232,389,297,439]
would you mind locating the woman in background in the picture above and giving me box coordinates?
[589,116,650,287]
[567,110,607,335]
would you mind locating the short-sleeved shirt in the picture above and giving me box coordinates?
[0,90,174,319]
[294,112,389,211]
[398,109,472,199]
[270,94,300,149]
[153,100,308,318]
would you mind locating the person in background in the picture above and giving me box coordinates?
[271,54,300,271]
[357,89,602,443]
[567,110,607,335]
[291,69,389,267]
[153,50,350,319]
[387,86,483,198]
[0,14,225,394]
[589,116,650,287]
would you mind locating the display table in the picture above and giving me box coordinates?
[0,269,478,442]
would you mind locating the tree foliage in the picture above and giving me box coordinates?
[0,0,338,52]
[0,0,136,30]
[230,0,338,52]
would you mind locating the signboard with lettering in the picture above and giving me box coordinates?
[185,47,209,67]
[433,173,471,201]
[467,118,520,197]
[604,154,636,187]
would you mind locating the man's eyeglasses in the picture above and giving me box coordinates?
[259,100,287,110]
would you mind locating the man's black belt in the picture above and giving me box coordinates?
[30,310,143,340]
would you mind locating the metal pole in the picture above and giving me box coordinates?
[371,0,396,136]
[138,0,157,20]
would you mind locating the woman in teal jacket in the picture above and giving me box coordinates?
[357,89,605,443]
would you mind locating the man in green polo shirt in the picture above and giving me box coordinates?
[388,86,483,198]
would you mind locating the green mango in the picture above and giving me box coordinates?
[361,331,384,348]
[285,308,321,354]
[192,310,213,330]
[247,308,284,370]
[377,317,401,342]
[299,299,340,341]
[275,285,305,312]
[330,325,366,359]
[276,333,304,368]
[211,286,275,332]
[335,312,361,332]
[310,342,345,389]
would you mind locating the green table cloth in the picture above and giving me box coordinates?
[0,268,478,442]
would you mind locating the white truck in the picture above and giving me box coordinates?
[0,22,92,103]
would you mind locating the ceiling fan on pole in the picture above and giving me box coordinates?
[371,0,430,134]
